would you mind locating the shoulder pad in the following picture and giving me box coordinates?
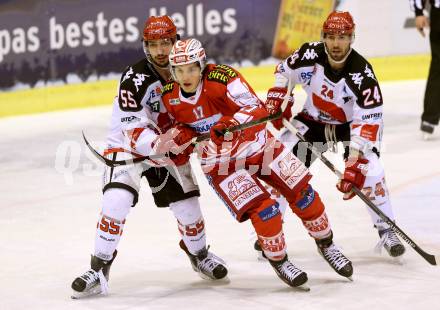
[345,52,383,109]
[118,58,158,112]
[286,41,325,70]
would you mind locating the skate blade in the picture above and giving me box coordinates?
[391,256,405,265]
[294,284,311,292]
[71,286,103,299]
[197,272,230,282]
[347,276,354,282]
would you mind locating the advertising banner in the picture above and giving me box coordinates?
[272,0,335,59]
[0,0,281,89]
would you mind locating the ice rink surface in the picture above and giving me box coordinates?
[1,80,439,309]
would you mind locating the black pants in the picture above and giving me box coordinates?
[422,8,440,125]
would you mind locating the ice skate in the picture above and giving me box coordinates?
[71,251,117,299]
[316,233,353,279]
[376,228,406,258]
[179,240,228,280]
[269,255,309,290]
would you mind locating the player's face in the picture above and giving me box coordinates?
[147,38,174,67]
[173,63,201,93]
[324,34,351,61]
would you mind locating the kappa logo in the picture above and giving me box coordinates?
[122,67,133,83]
[349,72,364,89]
[133,73,149,92]
[301,48,318,61]
[364,64,377,81]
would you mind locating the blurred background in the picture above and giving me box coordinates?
[0,0,430,118]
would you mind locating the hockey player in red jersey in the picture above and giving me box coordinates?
[160,38,353,288]
[71,16,227,299]
[263,11,405,258]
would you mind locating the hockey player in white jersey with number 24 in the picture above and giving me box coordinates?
[262,11,405,259]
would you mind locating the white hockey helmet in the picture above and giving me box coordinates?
[169,39,207,79]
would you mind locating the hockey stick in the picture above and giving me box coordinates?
[83,112,282,168]
[281,118,439,266]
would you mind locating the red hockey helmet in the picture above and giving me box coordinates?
[322,11,355,36]
[143,15,177,41]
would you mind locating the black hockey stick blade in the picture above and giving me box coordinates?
[82,131,166,168]
[352,186,438,266]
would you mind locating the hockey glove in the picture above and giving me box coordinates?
[264,87,294,130]
[152,124,196,166]
[210,116,240,146]
[169,124,197,165]
[336,156,369,200]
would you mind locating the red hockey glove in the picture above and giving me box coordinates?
[169,124,197,165]
[264,87,294,130]
[336,157,369,200]
[210,116,240,146]
[152,124,196,166]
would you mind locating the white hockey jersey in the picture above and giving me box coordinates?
[104,58,173,157]
[274,41,384,152]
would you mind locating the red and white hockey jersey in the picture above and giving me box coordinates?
[162,64,269,167]
[275,41,384,151]
[104,58,173,157]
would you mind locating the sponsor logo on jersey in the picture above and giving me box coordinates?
[258,202,280,221]
[147,85,162,102]
[220,171,264,211]
[162,82,174,94]
[189,114,222,133]
[215,64,237,78]
[362,112,382,120]
[121,115,141,123]
[301,48,318,61]
[169,98,180,105]
[207,70,230,85]
[296,185,315,210]
[133,73,149,92]
[360,124,379,141]
[349,72,364,89]
[270,151,308,190]
[300,71,313,83]
[150,101,160,113]
[364,64,377,81]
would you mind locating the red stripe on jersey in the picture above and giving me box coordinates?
[312,93,347,123]
[103,147,143,158]
[126,128,145,149]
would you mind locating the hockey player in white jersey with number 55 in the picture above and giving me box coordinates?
[263,11,405,259]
